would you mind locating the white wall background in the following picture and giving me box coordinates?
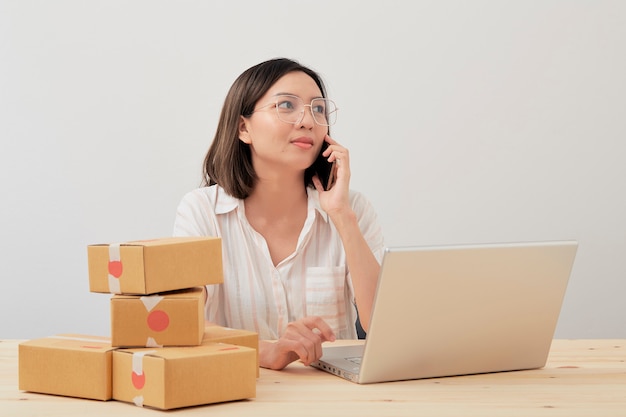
[1,0,624,339]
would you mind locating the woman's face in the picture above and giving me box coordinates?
[238,71,328,177]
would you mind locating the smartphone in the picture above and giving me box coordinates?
[313,141,337,191]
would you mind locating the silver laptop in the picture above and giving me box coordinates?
[311,240,578,384]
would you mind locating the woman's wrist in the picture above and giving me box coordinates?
[259,340,296,370]
[328,208,358,235]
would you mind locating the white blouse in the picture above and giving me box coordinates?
[173,185,384,340]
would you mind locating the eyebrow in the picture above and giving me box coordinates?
[272,92,325,100]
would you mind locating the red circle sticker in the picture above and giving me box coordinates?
[108,261,123,278]
[132,371,146,389]
[147,310,170,332]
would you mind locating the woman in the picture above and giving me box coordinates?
[173,58,384,370]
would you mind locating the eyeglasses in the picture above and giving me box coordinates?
[253,94,338,126]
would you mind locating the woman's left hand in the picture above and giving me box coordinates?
[313,135,351,217]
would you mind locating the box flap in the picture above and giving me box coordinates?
[112,287,204,300]
[89,237,219,247]
[118,343,253,360]
[20,334,115,352]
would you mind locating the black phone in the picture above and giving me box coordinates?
[313,141,337,191]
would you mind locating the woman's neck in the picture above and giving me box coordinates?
[244,175,310,266]
[245,175,308,219]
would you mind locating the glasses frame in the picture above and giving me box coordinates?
[253,94,338,127]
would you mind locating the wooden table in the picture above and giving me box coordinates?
[2,339,625,416]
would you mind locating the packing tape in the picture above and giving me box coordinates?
[108,243,122,294]
[146,337,162,348]
[142,295,170,334]
[140,296,164,312]
[131,350,156,398]
[131,350,156,377]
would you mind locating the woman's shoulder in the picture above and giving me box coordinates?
[181,184,218,200]
[348,189,375,211]
[179,184,239,214]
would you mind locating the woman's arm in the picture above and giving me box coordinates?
[326,209,380,331]
[313,135,381,332]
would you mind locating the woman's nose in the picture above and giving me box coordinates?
[296,105,316,128]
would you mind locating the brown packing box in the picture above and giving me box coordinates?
[111,287,204,347]
[19,334,115,401]
[88,237,223,295]
[112,343,256,410]
[203,325,259,376]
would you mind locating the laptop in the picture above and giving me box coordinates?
[311,240,578,384]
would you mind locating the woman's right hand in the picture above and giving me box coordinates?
[259,316,336,370]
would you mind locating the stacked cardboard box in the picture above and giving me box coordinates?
[19,334,115,401]
[87,237,223,295]
[112,342,256,409]
[109,288,205,348]
[18,237,259,410]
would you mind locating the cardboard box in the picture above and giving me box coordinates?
[112,343,256,410]
[111,287,204,347]
[19,334,115,400]
[88,237,223,295]
[203,325,259,375]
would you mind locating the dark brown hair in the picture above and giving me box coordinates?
[202,58,330,199]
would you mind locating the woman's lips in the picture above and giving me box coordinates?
[291,137,314,149]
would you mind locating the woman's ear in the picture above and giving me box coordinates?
[238,116,252,144]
